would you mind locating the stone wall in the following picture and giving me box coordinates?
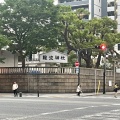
[0,68,120,93]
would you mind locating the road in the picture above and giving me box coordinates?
[0,94,120,120]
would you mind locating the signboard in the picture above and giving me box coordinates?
[109,80,112,86]
[75,67,79,74]
[39,50,68,63]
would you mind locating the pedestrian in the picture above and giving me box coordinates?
[76,84,82,96]
[114,83,119,98]
[12,82,18,97]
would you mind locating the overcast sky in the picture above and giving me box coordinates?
[0,0,4,3]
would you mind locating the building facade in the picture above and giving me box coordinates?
[57,0,107,20]
[115,0,120,32]
[55,0,120,32]
[0,50,18,67]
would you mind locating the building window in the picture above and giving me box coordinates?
[107,11,114,16]
[83,15,89,19]
[108,2,114,7]
[118,44,120,50]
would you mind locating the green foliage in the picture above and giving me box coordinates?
[58,5,118,68]
[0,35,10,48]
[0,0,60,67]
[68,51,77,67]
[0,1,119,68]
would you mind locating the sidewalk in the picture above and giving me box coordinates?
[0,91,119,98]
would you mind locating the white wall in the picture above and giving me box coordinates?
[0,51,18,67]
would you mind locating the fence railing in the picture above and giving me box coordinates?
[0,67,113,75]
[0,67,76,74]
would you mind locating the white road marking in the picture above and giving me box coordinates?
[1,104,120,120]
[0,97,120,120]
[0,105,105,120]
[69,109,120,120]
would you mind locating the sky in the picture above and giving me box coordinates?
[0,0,4,2]
[53,0,58,5]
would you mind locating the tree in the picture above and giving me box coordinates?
[59,6,94,67]
[104,33,120,61]
[0,0,60,67]
[58,6,118,68]
[89,17,117,68]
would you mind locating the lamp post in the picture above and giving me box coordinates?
[103,52,106,94]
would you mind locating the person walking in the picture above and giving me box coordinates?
[12,82,18,97]
[114,83,119,98]
[76,84,82,96]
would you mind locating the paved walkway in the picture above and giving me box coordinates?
[0,91,120,98]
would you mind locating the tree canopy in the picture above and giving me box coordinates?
[0,0,60,67]
[0,1,119,68]
[58,6,119,68]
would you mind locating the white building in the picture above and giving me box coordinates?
[115,0,120,32]
[0,50,18,67]
[55,0,120,32]
[56,0,107,20]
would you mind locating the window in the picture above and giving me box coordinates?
[83,15,89,19]
[118,44,120,50]
[108,2,114,7]
[107,11,114,16]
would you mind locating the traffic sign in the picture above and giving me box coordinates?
[76,67,79,74]
[75,61,79,67]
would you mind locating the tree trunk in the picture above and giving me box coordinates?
[81,49,92,68]
[86,59,92,68]
[22,57,25,68]
[78,51,81,67]
[63,24,77,53]
[95,52,102,68]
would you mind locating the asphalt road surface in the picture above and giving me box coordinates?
[0,94,120,120]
